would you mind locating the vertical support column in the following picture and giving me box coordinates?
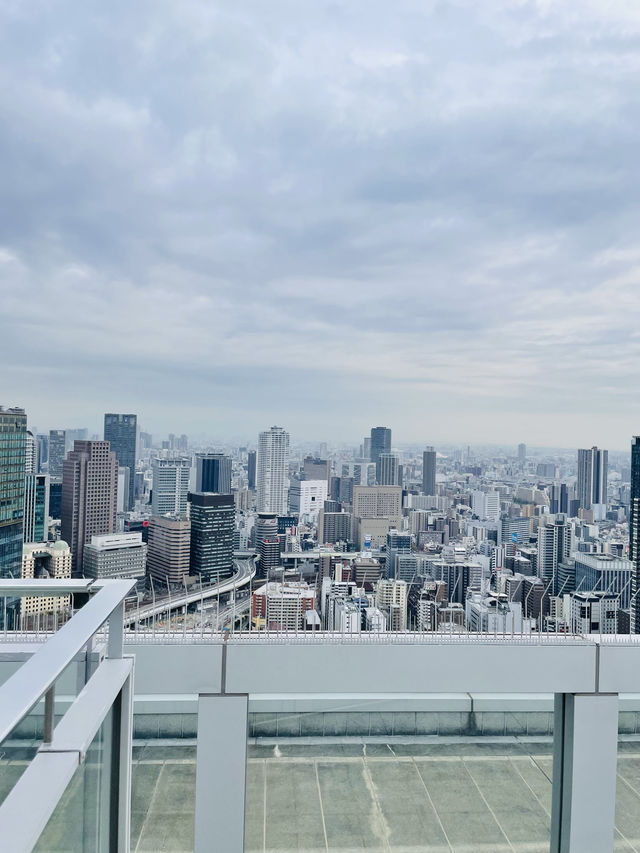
[194,694,248,853]
[117,666,134,853]
[108,602,124,660]
[551,693,618,853]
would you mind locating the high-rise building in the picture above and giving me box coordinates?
[104,414,137,512]
[117,467,130,513]
[0,407,27,577]
[61,441,117,576]
[252,581,315,631]
[537,516,572,596]
[518,443,527,463]
[147,514,191,587]
[195,454,232,495]
[550,483,570,515]
[422,447,436,496]
[318,511,352,545]
[247,450,257,490]
[376,452,401,486]
[151,458,191,515]
[375,579,408,630]
[471,490,501,522]
[83,533,147,585]
[23,474,49,543]
[188,492,235,584]
[256,426,290,514]
[48,429,66,477]
[370,427,391,466]
[353,485,402,520]
[25,430,38,474]
[577,446,608,510]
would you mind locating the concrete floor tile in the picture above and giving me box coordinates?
[136,812,195,852]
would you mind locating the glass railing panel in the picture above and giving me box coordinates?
[615,723,640,852]
[33,708,114,853]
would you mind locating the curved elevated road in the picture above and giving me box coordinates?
[123,558,256,627]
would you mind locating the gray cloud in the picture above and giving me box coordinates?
[2,0,640,447]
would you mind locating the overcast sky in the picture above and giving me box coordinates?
[2,0,640,448]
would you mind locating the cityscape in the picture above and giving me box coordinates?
[1,409,637,639]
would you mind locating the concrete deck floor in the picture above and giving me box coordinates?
[4,738,640,851]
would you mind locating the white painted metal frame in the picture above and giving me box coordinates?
[0,579,136,853]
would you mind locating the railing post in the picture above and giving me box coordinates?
[108,601,124,660]
[551,692,618,853]
[194,693,248,853]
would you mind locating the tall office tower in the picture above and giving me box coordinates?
[254,513,280,577]
[537,516,572,595]
[48,429,66,477]
[303,456,330,481]
[256,426,290,514]
[188,492,235,584]
[376,452,401,486]
[61,441,118,576]
[363,437,371,461]
[375,579,408,630]
[385,529,412,579]
[247,451,257,490]
[23,474,49,543]
[631,437,640,633]
[577,446,608,510]
[117,467,130,513]
[550,483,570,515]
[422,447,436,496]
[151,458,191,515]
[25,430,38,474]
[104,414,137,512]
[83,533,147,585]
[471,490,501,522]
[65,428,88,451]
[370,427,391,466]
[147,514,191,586]
[288,479,328,519]
[36,434,48,472]
[195,454,232,494]
[518,443,527,463]
[353,485,402,520]
[21,541,71,625]
[0,407,27,577]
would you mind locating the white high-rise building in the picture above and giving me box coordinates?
[256,426,290,514]
[151,458,191,515]
[289,479,328,520]
[471,490,501,521]
[375,579,408,631]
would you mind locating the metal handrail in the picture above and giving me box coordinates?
[0,579,135,745]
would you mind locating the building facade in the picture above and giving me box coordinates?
[256,426,290,514]
[422,447,436,496]
[0,407,27,578]
[61,441,118,576]
[577,446,608,510]
[146,514,191,586]
[23,473,49,544]
[104,414,137,511]
[188,492,235,584]
[48,429,66,478]
[83,532,147,584]
[369,427,391,466]
[151,457,191,515]
[195,454,232,495]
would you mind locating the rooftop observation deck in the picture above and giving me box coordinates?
[2,580,640,852]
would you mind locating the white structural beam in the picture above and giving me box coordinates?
[551,693,619,853]
[194,694,248,853]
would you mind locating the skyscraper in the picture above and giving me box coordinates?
[518,443,527,463]
[23,473,49,543]
[630,437,640,633]
[537,516,571,596]
[25,430,38,474]
[147,514,191,587]
[577,446,608,510]
[195,454,232,494]
[188,492,235,584]
[422,447,436,496]
[48,429,66,477]
[104,414,137,512]
[256,426,290,514]
[376,453,401,486]
[370,427,391,466]
[61,441,118,576]
[247,450,257,490]
[151,458,191,515]
[0,407,27,578]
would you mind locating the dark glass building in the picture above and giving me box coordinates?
[247,451,257,490]
[370,427,391,466]
[0,407,27,577]
[104,413,137,512]
[188,492,235,584]
[423,447,436,496]
[195,454,232,495]
[23,473,49,543]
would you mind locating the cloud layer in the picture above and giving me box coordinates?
[2,0,640,447]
